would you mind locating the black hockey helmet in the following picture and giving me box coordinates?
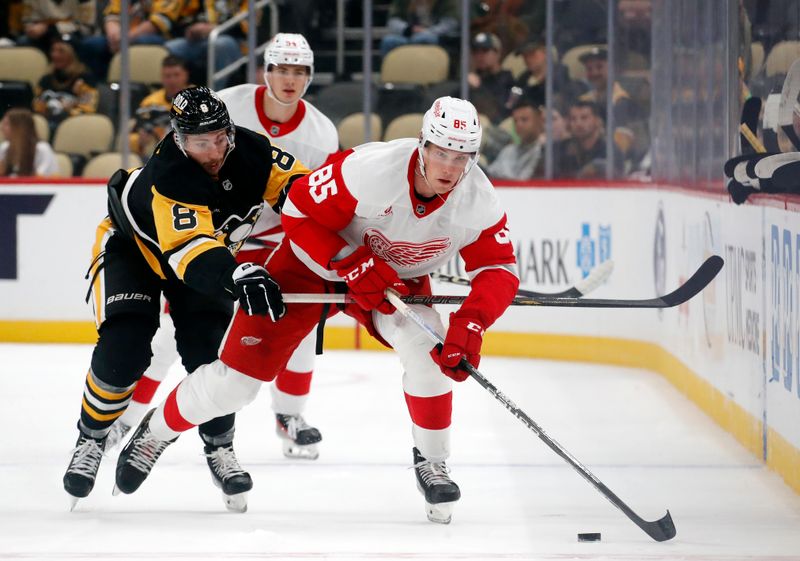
[169,86,235,157]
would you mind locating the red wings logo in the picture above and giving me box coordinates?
[364,229,451,267]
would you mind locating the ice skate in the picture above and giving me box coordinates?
[412,447,461,524]
[104,421,131,451]
[63,433,106,510]
[114,409,174,495]
[204,442,253,512]
[275,413,322,460]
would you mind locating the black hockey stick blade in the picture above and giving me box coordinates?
[431,260,614,299]
[460,353,677,541]
[284,256,723,309]
[639,509,676,542]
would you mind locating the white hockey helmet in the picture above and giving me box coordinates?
[418,96,482,180]
[263,33,314,98]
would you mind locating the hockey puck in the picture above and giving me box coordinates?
[577,532,601,542]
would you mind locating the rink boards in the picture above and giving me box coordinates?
[0,179,798,495]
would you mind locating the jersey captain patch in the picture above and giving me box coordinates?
[363,229,451,268]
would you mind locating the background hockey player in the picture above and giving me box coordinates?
[114,96,519,524]
[63,86,305,512]
[108,33,338,461]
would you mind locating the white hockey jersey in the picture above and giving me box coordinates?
[217,84,339,249]
[283,138,517,282]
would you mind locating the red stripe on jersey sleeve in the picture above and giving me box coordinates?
[459,214,517,273]
[457,214,519,327]
[282,157,359,267]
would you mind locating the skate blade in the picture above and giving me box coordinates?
[112,484,121,497]
[282,440,319,460]
[222,492,248,513]
[68,496,80,511]
[425,500,455,524]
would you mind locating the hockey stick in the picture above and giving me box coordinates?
[739,122,766,154]
[383,288,676,542]
[740,97,765,154]
[431,259,614,299]
[283,255,723,309]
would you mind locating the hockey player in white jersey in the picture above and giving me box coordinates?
[107,33,338,460]
[115,97,519,524]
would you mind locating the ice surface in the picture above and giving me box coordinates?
[1,343,799,560]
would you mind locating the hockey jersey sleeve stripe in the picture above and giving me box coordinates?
[270,172,306,214]
[456,214,519,328]
[167,235,220,280]
[459,214,517,274]
[467,263,518,280]
[262,148,311,208]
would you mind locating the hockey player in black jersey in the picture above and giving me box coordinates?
[63,86,308,511]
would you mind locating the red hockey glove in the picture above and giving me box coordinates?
[330,246,409,314]
[430,312,485,382]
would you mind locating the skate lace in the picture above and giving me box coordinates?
[205,445,246,480]
[68,438,104,477]
[281,414,311,439]
[127,432,170,474]
[412,459,453,487]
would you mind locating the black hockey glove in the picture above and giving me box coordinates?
[228,263,286,321]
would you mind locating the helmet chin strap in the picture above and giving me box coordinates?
[416,154,461,203]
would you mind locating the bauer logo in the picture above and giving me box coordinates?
[106,293,153,305]
[576,223,612,279]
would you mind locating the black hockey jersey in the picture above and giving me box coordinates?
[117,125,309,295]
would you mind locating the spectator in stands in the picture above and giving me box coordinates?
[81,0,187,81]
[17,0,95,55]
[514,37,587,109]
[1,1,24,43]
[469,0,534,57]
[555,99,622,178]
[164,1,246,89]
[0,107,57,176]
[577,46,638,156]
[468,32,515,124]
[380,0,458,56]
[548,106,570,142]
[33,37,98,134]
[487,99,545,180]
[129,55,191,162]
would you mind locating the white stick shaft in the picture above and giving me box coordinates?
[385,290,445,345]
[283,293,349,304]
